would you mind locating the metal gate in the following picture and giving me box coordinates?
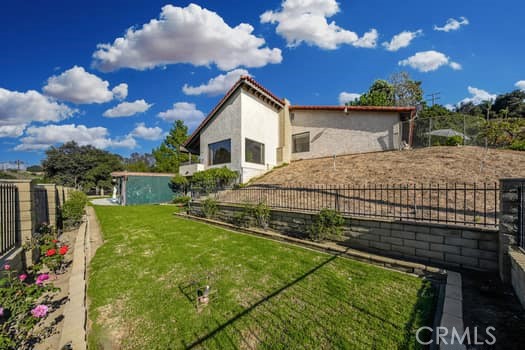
[0,183,18,256]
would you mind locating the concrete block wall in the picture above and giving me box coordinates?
[36,184,58,229]
[189,202,499,271]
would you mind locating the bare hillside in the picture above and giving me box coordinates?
[253,146,525,185]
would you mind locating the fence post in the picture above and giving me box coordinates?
[38,183,58,229]
[499,178,525,283]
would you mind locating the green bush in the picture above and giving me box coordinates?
[191,167,238,191]
[201,197,218,218]
[509,139,525,151]
[172,195,191,206]
[171,174,189,190]
[309,209,345,241]
[252,202,270,229]
[232,203,252,227]
[445,135,463,146]
[62,191,88,229]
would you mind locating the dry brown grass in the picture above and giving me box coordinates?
[253,146,525,185]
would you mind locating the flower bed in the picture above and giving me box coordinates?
[0,224,70,349]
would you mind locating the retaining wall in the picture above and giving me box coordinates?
[189,202,499,271]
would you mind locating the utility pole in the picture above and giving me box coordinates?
[426,92,441,106]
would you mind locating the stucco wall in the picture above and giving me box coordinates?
[290,110,401,160]
[200,89,243,173]
[240,89,281,183]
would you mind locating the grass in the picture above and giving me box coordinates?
[88,205,435,350]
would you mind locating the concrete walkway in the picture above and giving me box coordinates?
[90,197,118,206]
[58,207,104,350]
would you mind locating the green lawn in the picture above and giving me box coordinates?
[88,205,435,350]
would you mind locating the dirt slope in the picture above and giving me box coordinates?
[253,146,525,185]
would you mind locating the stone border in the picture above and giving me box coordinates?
[59,220,87,350]
[439,271,466,350]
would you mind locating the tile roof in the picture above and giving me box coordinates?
[289,105,416,112]
[183,76,284,149]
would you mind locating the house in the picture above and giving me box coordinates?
[111,172,175,205]
[181,76,415,183]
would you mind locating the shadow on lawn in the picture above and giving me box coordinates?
[181,248,435,349]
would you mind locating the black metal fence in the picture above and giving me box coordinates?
[199,183,500,228]
[0,183,18,256]
[519,183,525,250]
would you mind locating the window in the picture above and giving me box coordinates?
[292,132,310,153]
[245,138,265,164]
[208,139,231,165]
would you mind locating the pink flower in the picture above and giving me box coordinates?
[31,304,48,318]
[0,307,4,317]
[3,264,10,271]
[36,273,49,285]
[19,274,28,282]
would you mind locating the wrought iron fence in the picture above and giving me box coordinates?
[197,183,500,228]
[0,183,18,256]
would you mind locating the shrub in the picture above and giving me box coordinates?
[171,174,189,191]
[509,139,525,151]
[309,209,345,241]
[445,135,463,146]
[251,202,270,229]
[191,167,238,192]
[0,264,57,349]
[62,191,88,229]
[201,197,218,218]
[172,195,191,207]
[232,203,252,227]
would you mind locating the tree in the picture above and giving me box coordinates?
[152,120,190,173]
[492,89,525,118]
[26,165,43,172]
[42,141,124,192]
[389,71,424,107]
[349,80,395,106]
[125,152,155,172]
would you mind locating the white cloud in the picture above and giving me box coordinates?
[515,80,525,91]
[43,66,127,104]
[130,123,164,140]
[398,50,461,72]
[444,104,456,111]
[382,30,422,51]
[261,0,378,49]
[434,17,469,32]
[0,88,75,131]
[92,3,282,72]
[449,62,462,70]
[183,69,250,96]
[158,102,205,127]
[460,86,496,105]
[338,92,361,105]
[112,83,128,100]
[0,124,26,138]
[15,124,137,151]
[103,99,152,118]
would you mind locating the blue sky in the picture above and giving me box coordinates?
[1,0,523,165]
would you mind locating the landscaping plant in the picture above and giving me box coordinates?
[201,197,218,218]
[309,208,345,241]
[62,190,88,229]
[0,264,57,349]
[251,202,270,229]
[172,195,191,207]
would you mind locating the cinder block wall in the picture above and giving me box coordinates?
[189,202,499,271]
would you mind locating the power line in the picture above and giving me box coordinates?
[426,92,441,106]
